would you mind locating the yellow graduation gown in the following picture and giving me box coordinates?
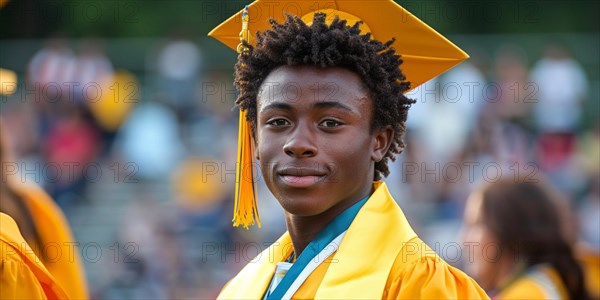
[577,246,600,299]
[8,178,89,299]
[495,265,568,300]
[218,181,489,299]
[1,213,69,299]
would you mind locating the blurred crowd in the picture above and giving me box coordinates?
[1,35,598,298]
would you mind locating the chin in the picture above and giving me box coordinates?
[278,194,330,217]
[284,206,328,217]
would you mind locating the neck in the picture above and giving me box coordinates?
[489,256,525,292]
[284,183,373,258]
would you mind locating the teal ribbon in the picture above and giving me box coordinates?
[266,196,369,299]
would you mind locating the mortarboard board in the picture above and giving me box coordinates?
[208,0,469,229]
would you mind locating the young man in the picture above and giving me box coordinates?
[209,1,489,298]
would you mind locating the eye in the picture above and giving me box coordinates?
[319,119,342,128]
[266,118,290,126]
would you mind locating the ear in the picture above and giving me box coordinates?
[371,126,394,162]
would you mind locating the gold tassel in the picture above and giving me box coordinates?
[237,5,251,55]
[233,110,261,228]
[233,5,261,228]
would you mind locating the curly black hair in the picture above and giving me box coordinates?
[234,13,415,180]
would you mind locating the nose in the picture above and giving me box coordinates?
[283,122,317,158]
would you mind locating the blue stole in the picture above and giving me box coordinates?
[266,196,369,299]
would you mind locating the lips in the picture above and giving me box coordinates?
[276,166,328,188]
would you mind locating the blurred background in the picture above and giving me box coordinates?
[0,0,598,298]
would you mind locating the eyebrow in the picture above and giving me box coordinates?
[260,102,293,113]
[260,101,354,113]
[313,101,353,112]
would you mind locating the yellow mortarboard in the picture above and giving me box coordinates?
[208,0,469,229]
[0,68,17,96]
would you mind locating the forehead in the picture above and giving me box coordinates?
[257,65,370,110]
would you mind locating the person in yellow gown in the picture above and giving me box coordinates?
[463,179,589,299]
[1,213,69,299]
[208,1,488,298]
[552,177,600,300]
[1,122,88,299]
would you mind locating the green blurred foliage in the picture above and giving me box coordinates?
[0,0,598,39]
[1,0,597,126]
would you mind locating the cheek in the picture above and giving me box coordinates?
[324,138,372,176]
[463,225,493,276]
[256,130,281,157]
[256,135,277,179]
[478,228,501,265]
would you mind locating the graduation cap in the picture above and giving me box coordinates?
[208,0,469,229]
